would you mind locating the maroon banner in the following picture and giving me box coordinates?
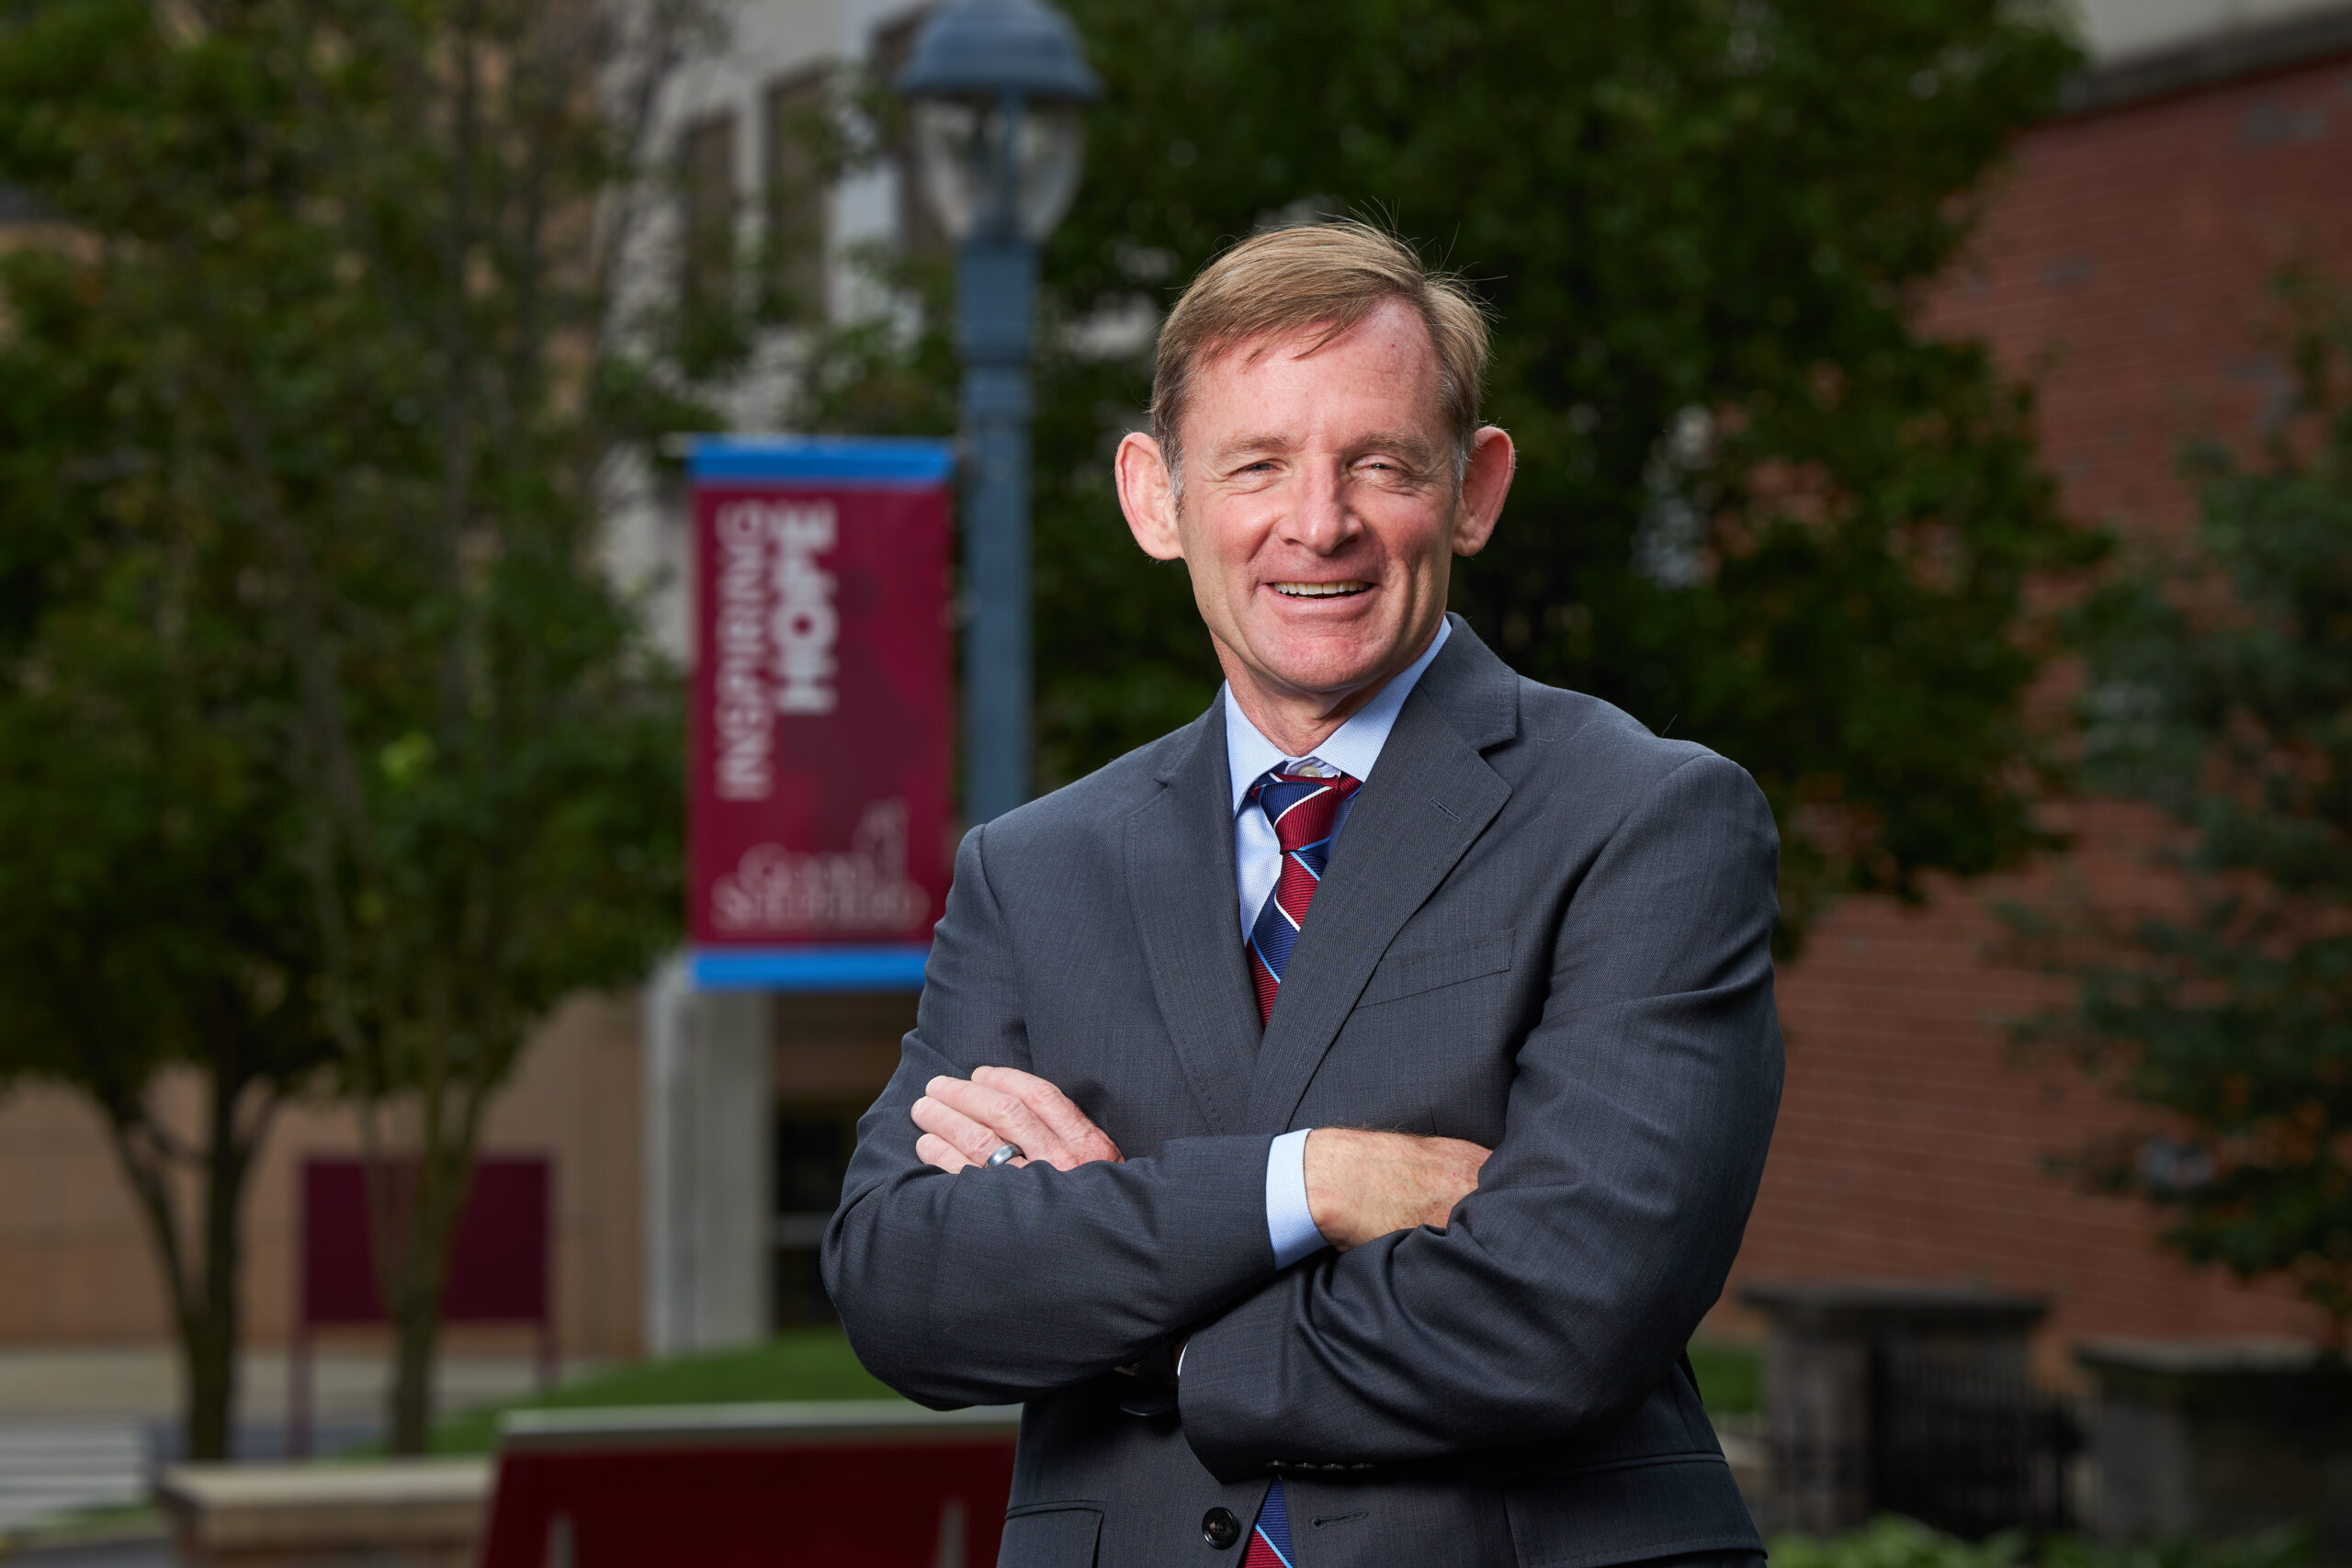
[688,440,954,964]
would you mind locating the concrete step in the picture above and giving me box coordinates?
[0,1417,149,1532]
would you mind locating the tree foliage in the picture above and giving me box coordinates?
[0,0,695,1450]
[2020,278,2352,1338]
[799,0,2100,951]
[0,258,334,1455]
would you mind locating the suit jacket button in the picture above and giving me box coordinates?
[1202,1507,1241,1550]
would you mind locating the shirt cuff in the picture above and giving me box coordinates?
[1184,1130,1322,1381]
[1265,1127,1323,1269]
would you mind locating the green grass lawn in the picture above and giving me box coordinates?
[1684,1338,1760,1416]
[422,1326,1761,1455]
[429,1326,898,1454]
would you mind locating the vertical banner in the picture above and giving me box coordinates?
[688,437,956,990]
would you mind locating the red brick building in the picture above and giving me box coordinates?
[1718,3,2352,1359]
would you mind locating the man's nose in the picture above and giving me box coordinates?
[1278,463,1361,555]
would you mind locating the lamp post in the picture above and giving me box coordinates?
[898,0,1097,827]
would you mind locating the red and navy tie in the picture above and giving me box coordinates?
[1241,761,1359,1568]
[1246,763,1362,1022]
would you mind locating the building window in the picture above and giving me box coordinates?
[869,9,949,262]
[763,67,832,322]
[679,111,738,321]
[774,1105,861,1326]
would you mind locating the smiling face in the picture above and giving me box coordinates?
[1116,299,1515,753]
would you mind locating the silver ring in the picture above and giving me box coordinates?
[985,1142,1023,1168]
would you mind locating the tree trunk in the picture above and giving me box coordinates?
[377,1135,473,1456]
[103,1059,271,1462]
[182,1292,235,1461]
[387,1286,446,1455]
[183,1059,263,1460]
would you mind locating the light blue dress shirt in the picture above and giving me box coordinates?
[1223,618,1453,1269]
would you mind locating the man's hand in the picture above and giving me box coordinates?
[913,1066,1124,1172]
[1305,1129,1491,1251]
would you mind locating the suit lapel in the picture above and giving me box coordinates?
[1246,621,1520,1132]
[1126,705,1262,1134]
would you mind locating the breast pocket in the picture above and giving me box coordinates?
[1356,927,1515,1009]
[1317,926,1520,1143]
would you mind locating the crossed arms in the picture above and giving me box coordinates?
[821,752,1783,1481]
[913,1068,1492,1253]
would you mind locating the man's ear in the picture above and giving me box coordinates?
[1451,425,1516,558]
[1115,431,1184,562]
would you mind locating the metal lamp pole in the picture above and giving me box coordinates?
[956,118,1039,828]
[898,0,1097,826]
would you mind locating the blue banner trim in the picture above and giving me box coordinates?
[692,945,932,992]
[687,435,956,485]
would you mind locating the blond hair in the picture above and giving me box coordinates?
[1148,220,1492,489]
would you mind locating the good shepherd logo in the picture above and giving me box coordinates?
[709,799,928,935]
[712,498,839,802]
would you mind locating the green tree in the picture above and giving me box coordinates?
[800,0,2100,951]
[0,0,698,1450]
[2018,278,2352,1342]
[0,260,334,1459]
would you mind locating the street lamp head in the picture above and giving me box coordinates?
[895,0,1100,103]
[896,0,1098,245]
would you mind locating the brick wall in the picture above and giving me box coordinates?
[1720,49,2352,1353]
[0,991,647,1356]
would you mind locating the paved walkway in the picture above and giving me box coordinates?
[0,1344,591,1421]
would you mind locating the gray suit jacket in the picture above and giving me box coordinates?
[825,616,1783,1568]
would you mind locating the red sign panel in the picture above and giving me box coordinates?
[289,1155,556,1455]
[688,439,955,964]
[300,1156,551,1325]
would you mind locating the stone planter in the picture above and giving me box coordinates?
[155,1459,490,1568]
[2077,1339,2352,1561]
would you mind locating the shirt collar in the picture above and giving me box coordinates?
[1223,617,1453,813]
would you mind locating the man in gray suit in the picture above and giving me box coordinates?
[824,221,1782,1568]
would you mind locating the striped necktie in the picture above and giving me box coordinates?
[1242,761,1358,1568]
[1246,762,1362,1023]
